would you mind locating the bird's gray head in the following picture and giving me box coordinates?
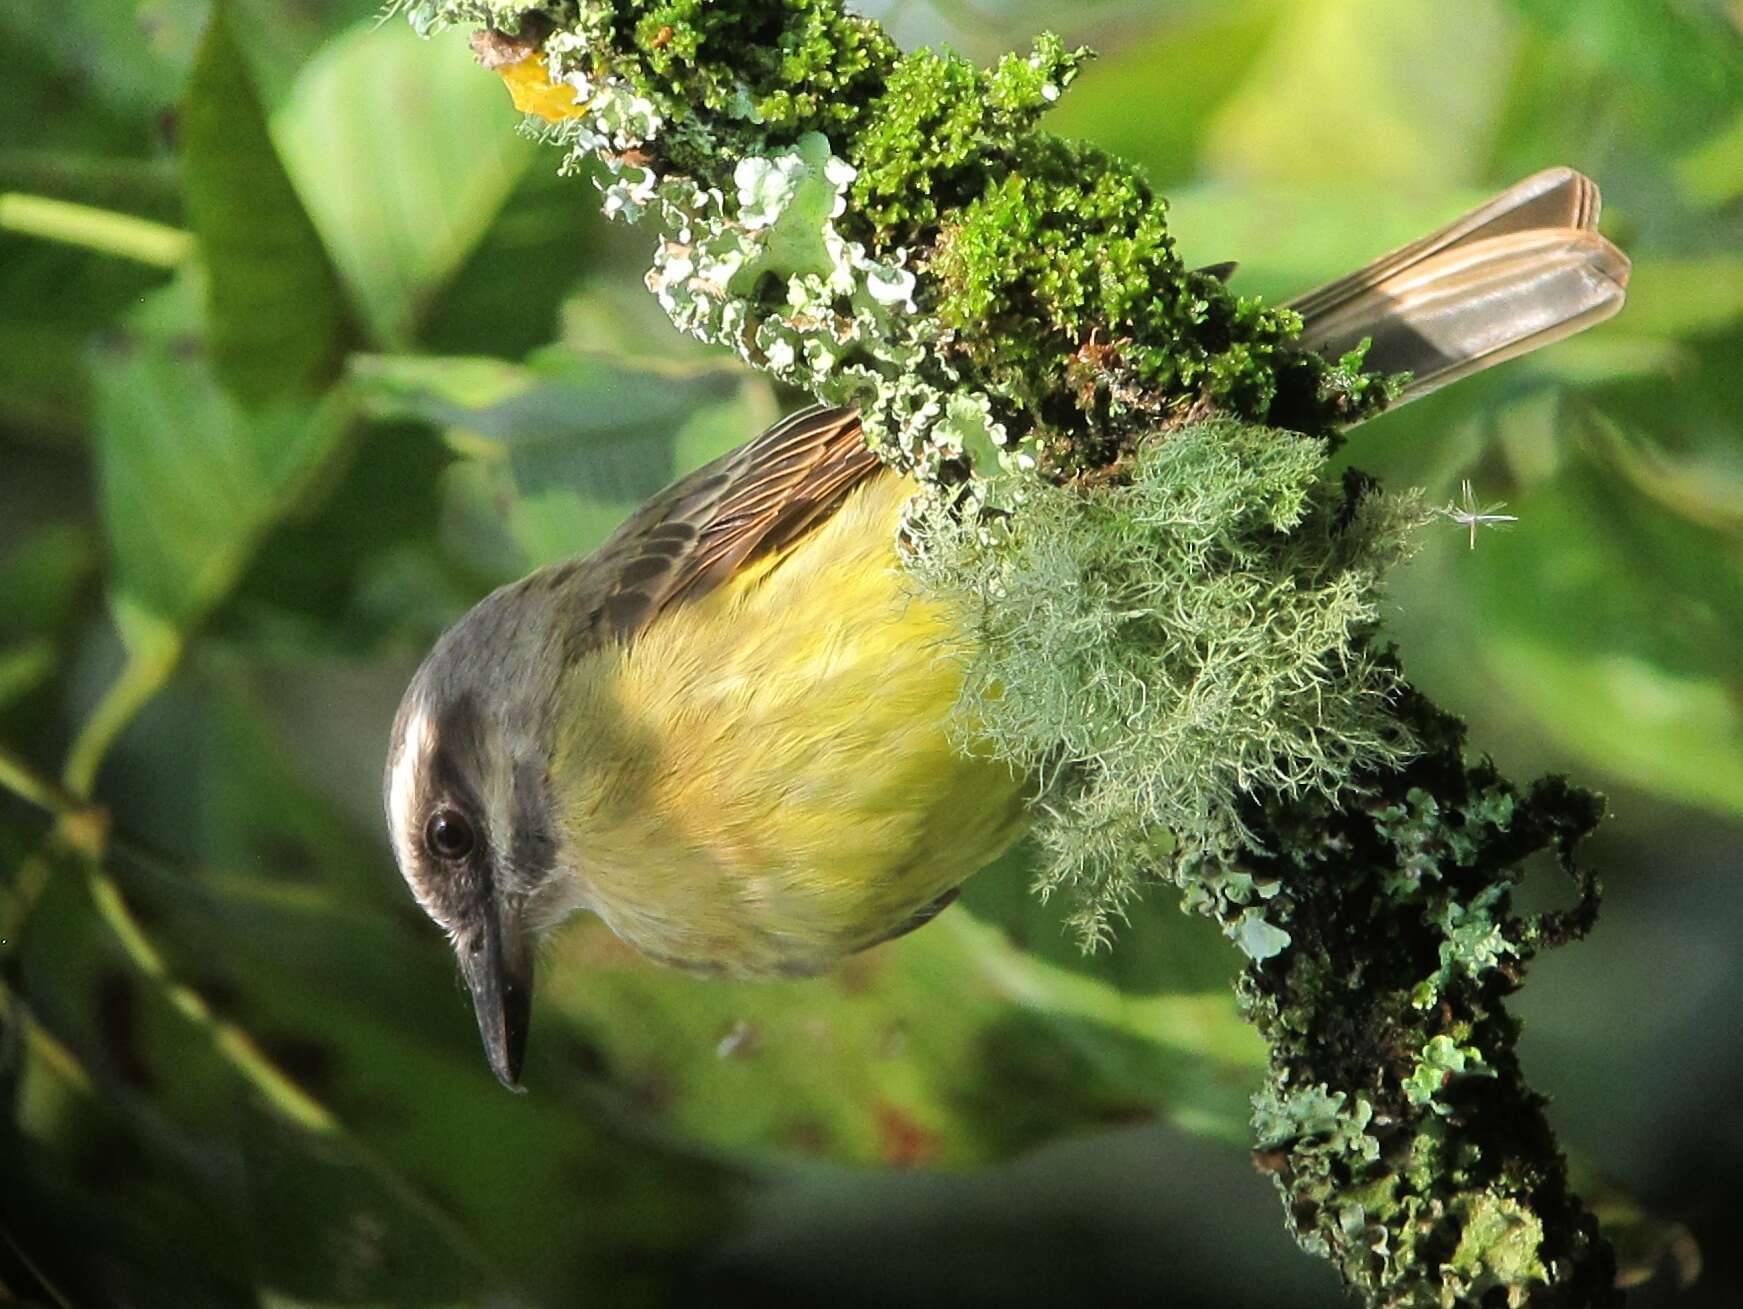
[383,578,571,1090]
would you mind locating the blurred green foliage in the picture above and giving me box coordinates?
[1,1,1740,1306]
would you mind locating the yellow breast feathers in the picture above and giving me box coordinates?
[550,472,1029,975]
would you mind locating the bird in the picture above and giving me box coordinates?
[383,167,1629,1089]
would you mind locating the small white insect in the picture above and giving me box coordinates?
[1439,479,1519,550]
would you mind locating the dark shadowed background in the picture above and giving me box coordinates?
[2,1,1740,1305]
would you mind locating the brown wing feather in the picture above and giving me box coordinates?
[1286,167,1602,324]
[1295,228,1629,402]
[558,405,884,650]
[1286,167,1629,403]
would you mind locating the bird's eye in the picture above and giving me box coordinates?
[425,808,476,862]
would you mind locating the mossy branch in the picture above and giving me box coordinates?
[406,2,1620,1303]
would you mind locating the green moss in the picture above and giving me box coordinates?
[929,135,1341,461]
[413,0,1395,492]
[563,0,898,176]
[848,36,1087,240]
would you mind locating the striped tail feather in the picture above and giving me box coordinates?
[1288,167,1631,405]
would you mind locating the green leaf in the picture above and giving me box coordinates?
[0,0,205,129]
[0,522,96,716]
[181,1,351,405]
[0,151,181,224]
[1485,638,1743,817]
[1505,0,1743,116]
[90,276,350,635]
[350,353,550,427]
[419,161,604,359]
[213,417,463,659]
[223,0,411,108]
[1047,0,1282,188]
[271,21,535,349]
[1611,256,1743,341]
[4,851,504,1308]
[0,192,190,267]
[0,231,174,440]
[543,885,1261,1165]
[351,347,770,573]
[1677,106,1743,209]
[957,844,1240,998]
[1202,0,1518,190]
[1438,431,1743,817]
[1164,184,1490,306]
[0,521,96,637]
[0,639,54,712]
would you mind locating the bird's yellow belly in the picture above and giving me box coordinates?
[549,474,1029,975]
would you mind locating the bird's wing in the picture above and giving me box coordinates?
[1286,167,1601,323]
[1286,167,1629,403]
[564,404,885,644]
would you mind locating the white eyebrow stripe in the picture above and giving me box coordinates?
[387,703,435,872]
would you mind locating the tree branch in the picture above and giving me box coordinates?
[405,3,1620,1302]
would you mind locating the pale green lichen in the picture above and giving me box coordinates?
[394,0,532,36]
[1235,909,1293,962]
[637,131,1022,485]
[1403,1036,1495,1113]
[1447,1195,1552,1304]
[907,418,1428,945]
[1253,1083,1380,1164]
[1435,887,1518,978]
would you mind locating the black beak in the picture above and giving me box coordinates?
[457,903,532,1092]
